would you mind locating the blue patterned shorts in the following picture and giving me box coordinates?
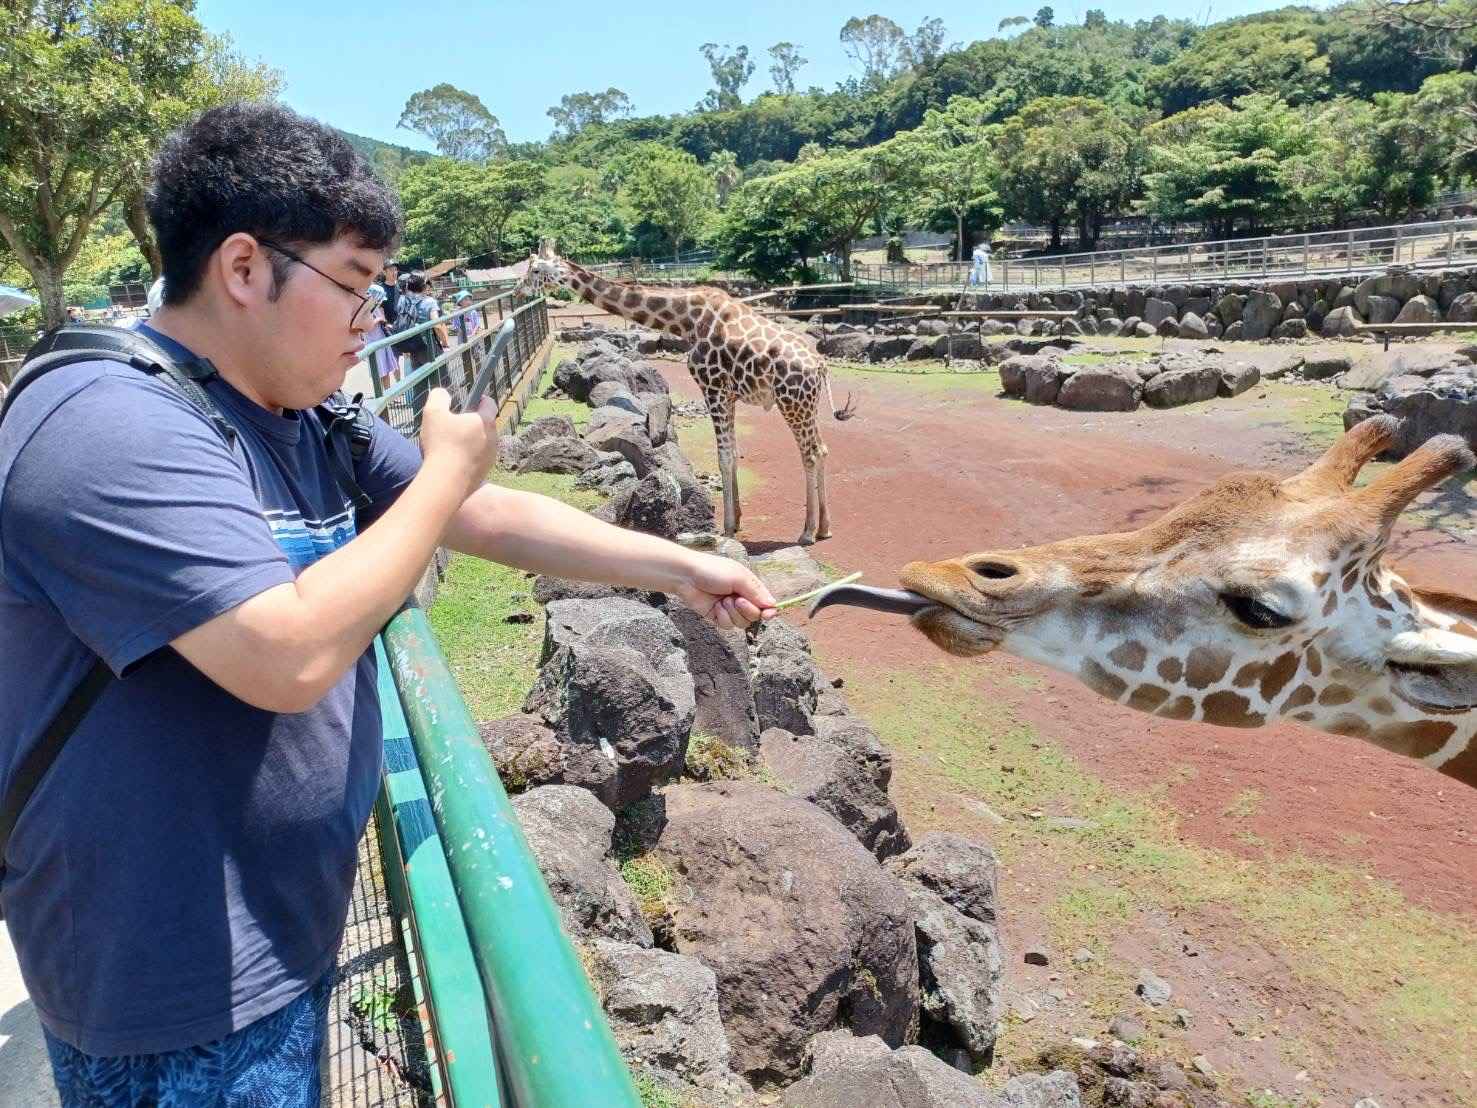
[43,971,333,1108]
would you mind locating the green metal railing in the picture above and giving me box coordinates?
[374,605,640,1108]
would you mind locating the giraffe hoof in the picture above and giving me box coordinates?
[816,528,832,541]
[797,533,817,547]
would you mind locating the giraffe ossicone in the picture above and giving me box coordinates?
[814,417,1477,788]
[518,242,854,545]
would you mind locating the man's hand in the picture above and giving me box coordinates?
[674,551,778,631]
[418,388,497,501]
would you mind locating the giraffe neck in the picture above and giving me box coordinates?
[559,260,705,340]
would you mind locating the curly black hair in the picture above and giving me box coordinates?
[147,102,401,305]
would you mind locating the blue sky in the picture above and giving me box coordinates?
[196,0,1303,149]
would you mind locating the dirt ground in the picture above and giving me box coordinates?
[645,334,1477,1108]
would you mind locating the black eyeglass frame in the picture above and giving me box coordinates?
[257,238,375,328]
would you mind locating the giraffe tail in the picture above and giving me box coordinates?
[825,369,858,421]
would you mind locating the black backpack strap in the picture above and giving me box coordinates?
[2,325,237,450]
[0,657,111,890]
[315,391,373,512]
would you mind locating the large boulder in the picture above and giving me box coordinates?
[585,410,660,477]
[885,833,999,927]
[653,782,920,1084]
[511,785,654,945]
[614,469,686,539]
[1344,368,1477,457]
[1214,293,1245,327]
[1354,272,1423,316]
[519,414,579,446]
[478,714,566,793]
[1365,295,1401,326]
[1448,291,1477,323]
[584,940,740,1091]
[940,333,990,361]
[818,332,874,361]
[1394,294,1441,324]
[1218,363,1261,398]
[1143,366,1219,409]
[515,434,601,475]
[1301,354,1353,380]
[749,618,822,735]
[781,1032,1001,1108]
[524,599,696,808]
[1000,1071,1083,1108]
[1022,360,1071,406]
[1321,305,1363,338]
[1178,311,1210,340]
[1142,298,1176,327]
[666,602,759,750]
[868,335,916,362]
[1241,290,1282,340]
[894,885,1003,1063]
[556,352,634,401]
[759,721,909,860]
[1273,318,1308,339]
[1155,318,1181,338]
[1056,367,1142,412]
[589,380,646,414]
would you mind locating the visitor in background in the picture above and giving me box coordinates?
[398,272,450,423]
[362,283,400,392]
[969,240,992,288]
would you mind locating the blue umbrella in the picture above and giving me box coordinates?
[0,285,39,318]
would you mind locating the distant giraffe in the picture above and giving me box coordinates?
[520,242,854,545]
[815,417,1477,788]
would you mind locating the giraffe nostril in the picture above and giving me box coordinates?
[969,560,1019,580]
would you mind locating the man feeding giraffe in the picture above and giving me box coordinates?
[812,417,1477,788]
[518,241,855,546]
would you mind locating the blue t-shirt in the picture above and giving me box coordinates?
[0,325,422,1056]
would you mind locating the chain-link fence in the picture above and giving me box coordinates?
[364,291,549,441]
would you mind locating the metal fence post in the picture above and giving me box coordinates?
[1346,229,1354,272]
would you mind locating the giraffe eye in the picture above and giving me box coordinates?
[1220,593,1295,630]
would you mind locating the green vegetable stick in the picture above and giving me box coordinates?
[775,570,863,611]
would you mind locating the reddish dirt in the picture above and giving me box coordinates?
[658,358,1477,920]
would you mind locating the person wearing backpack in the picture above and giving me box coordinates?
[0,101,776,1108]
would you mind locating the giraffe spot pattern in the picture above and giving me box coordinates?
[1128,684,1172,712]
[1185,646,1232,689]
[1202,690,1265,728]
[1108,641,1148,672]
[1259,652,1299,702]
[1158,695,1198,721]
[1281,684,1315,710]
[1318,684,1355,707]
[1372,719,1456,757]
[1081,660,1128,700]
[1157,657,1183,684]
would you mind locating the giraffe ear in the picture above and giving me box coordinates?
[1387,630,1477,713]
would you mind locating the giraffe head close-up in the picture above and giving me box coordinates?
[814,417,1477,784]
[517,238,569,298]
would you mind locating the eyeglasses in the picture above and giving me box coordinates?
[257,238,374,329]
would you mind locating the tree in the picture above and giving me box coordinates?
[1140,95,1316,237]
[991,97,1140,250]
[904,17,950,67]
[547,88,632,139]
[768,42,807,94]
[715,141,918,280]
[398,158,546,264]
[619,144,715,257]
[903,97,998,258]
[708,149,742,207]
[699,43,754,112]
[1035,7,1056,29]
[1085,9,1108,29]
[1149,15,1330,114]
[508,164,628,262]
[1413,69,1477,178]
[840,15,907,86]
[998,16,1030,32]
[398,83,506,162]
[0,0,205,327]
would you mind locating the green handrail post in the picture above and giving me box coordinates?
[373,638,503,1107]
[381,605,641,1108]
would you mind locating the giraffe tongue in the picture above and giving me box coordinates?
[809,584,934,618]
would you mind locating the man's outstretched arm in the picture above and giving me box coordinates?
[442,483,778,631]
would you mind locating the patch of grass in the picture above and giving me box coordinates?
[429,469,602,721]
[1223,788,1263,819]
[349,975,403,1034]
[684,732,756,782]
[619,855,676,923]
[1046,882,1133,949]
[839,662,1477,1098]
[1255,379,1346,448]
[631,1071,683,1108]
[1061,350,1153,366]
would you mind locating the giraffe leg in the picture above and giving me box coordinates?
[782,403,822,545]
[707,389,740,536]
[815,445,832,541]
